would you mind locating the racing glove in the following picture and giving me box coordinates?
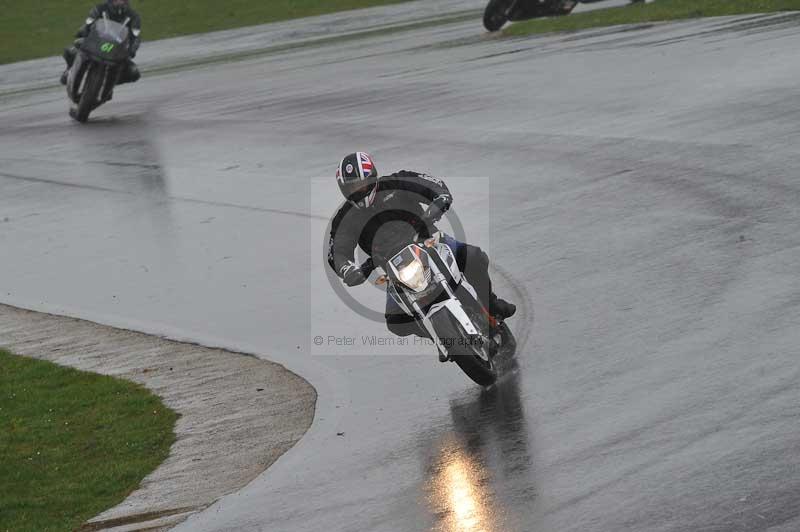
[340,262,367,287]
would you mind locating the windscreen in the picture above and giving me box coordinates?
[93,19,130,44]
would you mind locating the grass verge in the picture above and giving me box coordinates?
[504,0,800,37]
[0,0,412,65]
[0,349,177,532]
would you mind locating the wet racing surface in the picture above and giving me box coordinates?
[2,5,800,532]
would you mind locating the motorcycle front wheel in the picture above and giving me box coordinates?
[74,64,103,123]
[432,311,497,386]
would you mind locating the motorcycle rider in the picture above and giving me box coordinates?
[328,152,516,338]
[60,0,142,87]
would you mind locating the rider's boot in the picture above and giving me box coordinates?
[489,294,516,321]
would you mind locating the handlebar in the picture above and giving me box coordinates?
[359,228,442,277]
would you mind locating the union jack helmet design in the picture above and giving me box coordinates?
[336,152,379,209]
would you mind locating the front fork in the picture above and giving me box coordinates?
[413,301,450,362]
[67,55,86,103]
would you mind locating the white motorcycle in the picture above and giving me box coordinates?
[363,231,516,386]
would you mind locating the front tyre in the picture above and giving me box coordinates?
[74,65,103,123]
[483,0,512,32]
[432,311,497,386]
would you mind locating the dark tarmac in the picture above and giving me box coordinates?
[1,4,799,532]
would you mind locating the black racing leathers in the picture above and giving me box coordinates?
[328,171,452,274]
[327,171,494,337]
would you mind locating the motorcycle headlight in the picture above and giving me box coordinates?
[397,259,429,292]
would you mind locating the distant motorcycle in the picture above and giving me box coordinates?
[66,12,132,122]
[483,0,579,32]
[363,228,516,387]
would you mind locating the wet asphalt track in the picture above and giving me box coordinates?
[2,3,800,532]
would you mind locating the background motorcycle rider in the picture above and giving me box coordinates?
[60,0,142,86]
[510,0,578,20]
[327,152,516,338]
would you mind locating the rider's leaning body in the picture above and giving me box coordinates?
[60,0,142,86]
[327,152,515,337]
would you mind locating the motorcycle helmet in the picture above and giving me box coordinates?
[107,0,129,17]
[337,152,379,208]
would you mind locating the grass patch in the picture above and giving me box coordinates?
[0,0,412,65]
[0,349,177,532]
[504,0,800,37]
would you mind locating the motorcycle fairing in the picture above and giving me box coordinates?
[434,242,461,284]
[427,299,480,337]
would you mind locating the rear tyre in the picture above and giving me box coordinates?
[483,0,511,32]
[433,311,497,386]
[495,321,517,356]
[74,65,103,123]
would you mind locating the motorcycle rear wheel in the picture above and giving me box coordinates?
[489,321,516,358]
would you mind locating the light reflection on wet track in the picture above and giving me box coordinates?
[425,362,529,532]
